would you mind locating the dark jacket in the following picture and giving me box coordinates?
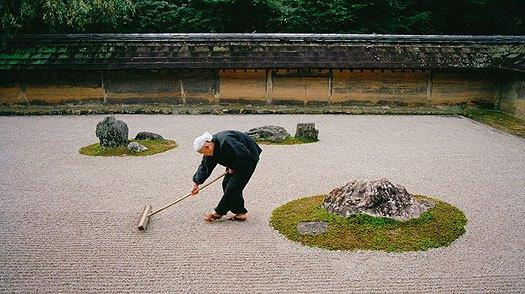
[193,130,262,184]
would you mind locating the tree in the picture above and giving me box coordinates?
[1,0,523,35]
[1,0,135,34]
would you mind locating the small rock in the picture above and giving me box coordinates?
[246,126,290,140]
[127,142,148,152]
[295,123,319,140]
[134,132,164,140]
[297,222,328,235]
[95,116,128,148]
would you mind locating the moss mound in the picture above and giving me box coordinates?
[270,194,467,252]
[463,107,525,138]
[79,139,177,156]
[255,136,318,145]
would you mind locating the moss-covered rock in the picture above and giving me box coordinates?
[271,194,467,252]
[79,139,177,157]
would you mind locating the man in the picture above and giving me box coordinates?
[191,130,262,223]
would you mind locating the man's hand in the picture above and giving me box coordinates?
[191,183,200,196]
[227,168,235,174]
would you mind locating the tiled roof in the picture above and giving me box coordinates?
[0,33,523,71]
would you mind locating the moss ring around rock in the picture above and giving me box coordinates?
[248,124,320,145]
[79,139,177,156]
[270,195,467,252]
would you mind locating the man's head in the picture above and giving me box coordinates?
[193,132,214,156]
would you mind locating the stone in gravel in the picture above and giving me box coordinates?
[297,221,328,235]
[295,123,319,140]
[95,116,129,148]
[127,142,148,152]
[246,126,290,140]
[324,179,434,221]
[134,132,164,141]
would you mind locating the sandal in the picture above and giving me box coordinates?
[204,212,223,223]
[227,214,247,222]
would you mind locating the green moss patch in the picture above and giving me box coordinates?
[256,136,318,145]
[270,195,467,252]
[463,107,525,138]
[79,139,177,156]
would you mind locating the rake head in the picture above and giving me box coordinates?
[137,204,152,231]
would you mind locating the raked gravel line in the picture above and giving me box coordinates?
[1,115,524,293]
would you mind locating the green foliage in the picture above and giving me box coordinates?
[463,107,525,138]
[1,0,523,34]
[79,139,177,156]
[1,0,136,34]
[133,0,279,32]
[133,1,178,32]
[1,0,42,34]
[270,194,468,252]
[274,0,358,33]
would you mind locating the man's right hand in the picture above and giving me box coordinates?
[191,183,200,196]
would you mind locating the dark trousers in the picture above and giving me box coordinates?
[215,161,257,215]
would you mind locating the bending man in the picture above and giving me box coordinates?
[191,130,262,222]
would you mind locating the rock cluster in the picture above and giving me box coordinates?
[324,179,434,221]
[95,116,129,147]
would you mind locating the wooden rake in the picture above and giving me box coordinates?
[137,171,227,231]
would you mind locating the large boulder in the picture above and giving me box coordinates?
[295,123,319,140]
[95,116,129,148]
[135,132,164,140]
[324,179,434,221]
[246,126,290,141]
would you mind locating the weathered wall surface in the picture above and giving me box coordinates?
[0,71,104,104]
[0,82,21,104]
[105,70,219,104]
[219,69,267,103]
[0,69,514,110]
[0,70,222,104]
[431,72,497,104]
[498,73,525,119]
[332,70,427,105]
[104,70,182,104]
[179,70,220,104]
[271,69,330,104]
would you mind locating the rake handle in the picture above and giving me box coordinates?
[148,171,227,217]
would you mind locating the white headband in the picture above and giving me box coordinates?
[193,132,213,152]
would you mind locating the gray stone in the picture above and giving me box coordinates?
[295,123,319,140]
[95,116,129,148]
[134,132,164,140]
[297,221,328,235]
[246,125,290,140]
[127,142,148,152]
[324,179,434,221]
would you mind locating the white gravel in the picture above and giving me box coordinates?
[1,114,524,293]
